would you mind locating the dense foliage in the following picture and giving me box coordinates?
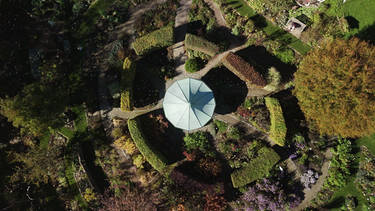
[127,118,168,172]
[133,25,174,55]
[185,58,200,73]
[183,132,216,157]
[120,58,137,111]
[231,147,280,188]
[185,33,220,57]
[265,97,287,146]
[294,38,375,137]
[222,52,266,89]
[0,82,67,136]
[313,137,355,206]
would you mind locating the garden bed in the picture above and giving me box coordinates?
[133,0,178,38]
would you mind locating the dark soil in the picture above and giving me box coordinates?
[201,66,248,114]
[133,73,159,108]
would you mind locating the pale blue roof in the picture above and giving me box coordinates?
[163,78,216,130]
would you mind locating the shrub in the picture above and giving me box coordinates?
[275,46,295,64]
[221,52,266,88]
[230,147,280,188]
[120,58,136,111]
[185,58,200,73]
[133,25,174,56]
[132,154,146,169]
[204,195,227,211]
[184,132,216,157]
[244,20,255,34]
[265,97,286,146]
[263,67,281,91]
[213,120,228,133]
[185,33,219,57]
[127,118,168,172]
[114,136,138,155]
[170,166,225,196]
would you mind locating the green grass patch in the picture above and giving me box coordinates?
[133,25,174,55]
[231,147,280,188]
[74,0,117,46]
[224,0,256,17]
[128,118,168,172]
[40,131,51,149]
[357,133,375,157]
[265,97,286,146]
[328,0,375,38]
[185,33,220,57]
[213,120,228,133]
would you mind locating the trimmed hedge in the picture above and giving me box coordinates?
[221,52,266,88]
[133,25,174,56]
[170,166,225,196]
[231,148,280,188]
[127,118,168,172]
[120,58,136,111]
[185,33,219,57]
[265,97,287,146]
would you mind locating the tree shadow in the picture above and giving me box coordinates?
[323,196,345,209]
[354,21,375,45]
[201,66,248,115]
[346,16,359,29]
[70,130,110,194]
[236,46,297,82]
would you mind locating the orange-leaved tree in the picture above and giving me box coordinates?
[294,37,375,137]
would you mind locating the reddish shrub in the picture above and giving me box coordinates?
[222,52,266,88]
[204,195,227,211]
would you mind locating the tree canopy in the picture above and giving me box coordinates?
[294,38,375,137]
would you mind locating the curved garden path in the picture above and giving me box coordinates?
[96,0,333,209]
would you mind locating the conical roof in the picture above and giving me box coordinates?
[163,78,216,130]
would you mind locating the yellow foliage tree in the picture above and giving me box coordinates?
[294,38,375,137]
[114,135,137,155]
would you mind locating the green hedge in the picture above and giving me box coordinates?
[265,97,286,146]
[127,118,168,172]
[185,33,219,57]
[231,147,280,188]
[133,25,174,56]
[120,58,136,111]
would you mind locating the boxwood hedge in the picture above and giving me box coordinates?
[231,147,280,188]
[185,33,219,57]
[265,97,287,146]
[133,25,174,56]
[120,58,136,111]
[127,118,168,172]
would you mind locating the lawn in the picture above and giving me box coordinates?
[357,133,375,159]
[335,0,375,38]
[223,0,312,54]
[225,0,256,17]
